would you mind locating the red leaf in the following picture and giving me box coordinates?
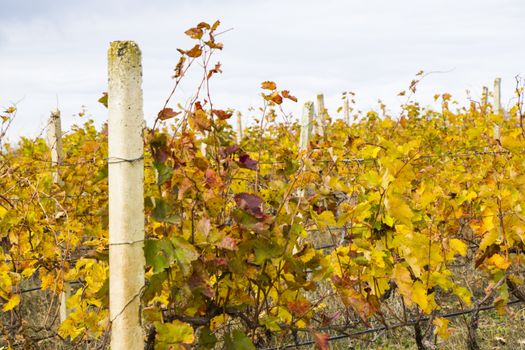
[219,144,240,158]
[194,101,204,111]
[238,154,258,170]
[205,169,221,187]
[234,193,264,218]
[158,108,181,120]
[287,300,311,316]
[217,236,237,250]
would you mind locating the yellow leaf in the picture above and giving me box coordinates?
[453,286,472,305]
[21,267,36,279]
[387,195,414,227]
[58,316,84,340]
[481,214,495,233]
[210,314,229,331]
[2,294,20,311]
[433,317,450,339]
[412,281,430,313]
[392,265,412,299]
[487,254,510,270]
[479,229,499,252]
[41,272,56,290]
[449,238,467,257]
[383,214,394,227]
[313,210,336,231]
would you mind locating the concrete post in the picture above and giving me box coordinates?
[108,41,145,350]
[46,110,70,322]
[494,78,502,114]
[299,102,314,152]
[493,78,502,142]
[236,111,243,144]
[316,94,325,136]
[343,98,350,124]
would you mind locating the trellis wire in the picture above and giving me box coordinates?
[261,299,524,350]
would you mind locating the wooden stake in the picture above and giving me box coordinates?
[108,41,145,350]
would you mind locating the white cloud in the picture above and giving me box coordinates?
[0,0,523,139]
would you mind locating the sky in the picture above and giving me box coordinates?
[1,0,523,140]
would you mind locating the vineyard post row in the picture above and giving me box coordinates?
[107,41,145,350]
[46,109,71,323]
[44,37,506,345]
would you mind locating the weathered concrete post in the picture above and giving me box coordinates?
[108,41,145,350]
[494,78,502,114]
[482,86,489,107]
[299,102,314,152]
[236,111,243,144]
[343,98,350,125]
[46,110,70,322]
[315,93,326,137]
[493,78,502,142]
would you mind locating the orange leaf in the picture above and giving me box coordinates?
[204,41,223,50]
[186,45,203,58]
[207,62,222,79]
[190,109,212,131]
[261,81,277,90]
[211,109,232,120]
[211,20,221,32]
[196,22,211,30]
[184,27,204,40]
[269,91,283,105]
[282,90,297,102]
[158,108,181,121]
[313,332,329,350]
[173,56,186,79]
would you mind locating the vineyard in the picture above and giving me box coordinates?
[1,22,525,350]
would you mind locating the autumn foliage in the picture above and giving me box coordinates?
[1,21,524,349]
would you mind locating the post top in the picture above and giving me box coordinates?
[108,41,142,66]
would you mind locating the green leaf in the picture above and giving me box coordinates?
[143,271,167,303]
[224,330,255,350]
[151,197,180,224]
[155,320,194,349]
[153,161,173,185]
[172,236,199,276]
[198,326,217,349]
[144,239,175,273]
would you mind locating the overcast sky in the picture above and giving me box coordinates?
[1,0,523,139]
